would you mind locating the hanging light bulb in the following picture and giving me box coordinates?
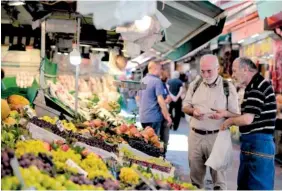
[69,48,81,66]
[134,16,152,32]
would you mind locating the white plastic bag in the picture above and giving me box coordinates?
[205,130,233,171]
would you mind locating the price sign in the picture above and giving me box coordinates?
[56,120,65,132]
[23,105,35,118]
[10,157,26,189]
[66,159,88,177]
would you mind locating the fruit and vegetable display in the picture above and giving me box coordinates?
[47,79,122,121]
[1,94,197,190]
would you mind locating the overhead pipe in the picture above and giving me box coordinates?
[164,1,217,26]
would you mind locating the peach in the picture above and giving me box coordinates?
[119,124,128,133]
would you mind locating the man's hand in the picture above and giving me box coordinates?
[193,108,204,121]
[165,96,172,104]
[220,118,234,131]
[165,114,172,126]
[209,109,226,120]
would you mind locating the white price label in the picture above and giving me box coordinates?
[66,159,88,177]
[56,120,65,132]
[23,105,35,118]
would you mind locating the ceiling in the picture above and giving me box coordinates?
[1,1,122,51]
[1,0,226,62]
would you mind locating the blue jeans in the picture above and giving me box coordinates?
[141,122,162,136]
[238,133,275,190]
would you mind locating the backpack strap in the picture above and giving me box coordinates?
[223,80,230,109]
[192,77,203,97]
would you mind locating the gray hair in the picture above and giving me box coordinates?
[172,71,180,79]
[200,54,219,67]
[234,57,257,72]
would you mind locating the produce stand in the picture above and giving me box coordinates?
[1,104,197,190]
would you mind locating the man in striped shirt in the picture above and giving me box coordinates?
[220,57,277,190]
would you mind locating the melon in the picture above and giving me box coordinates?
[1,99,10,120]
[7,95,29,106]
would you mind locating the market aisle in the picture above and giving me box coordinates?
[166,118,282,190]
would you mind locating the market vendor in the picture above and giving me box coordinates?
[182,54,240,190]
[136,61,172,135]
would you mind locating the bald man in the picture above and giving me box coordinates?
[182,54,240,190]
[136,61,172,135]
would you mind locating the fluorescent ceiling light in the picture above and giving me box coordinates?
[238,39,244,43]
[91,48,108,52]
[8,1,25,6]
[80,44,90,47]
[251,33,259,38]
[64,53,69,56]
[57,52,62,55]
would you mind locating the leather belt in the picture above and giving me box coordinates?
[192,128,219,135]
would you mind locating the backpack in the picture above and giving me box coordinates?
[192,77,230,108]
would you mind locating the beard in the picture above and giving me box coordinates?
[203,75,218,84]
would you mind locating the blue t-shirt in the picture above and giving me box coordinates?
[167,78,183,96]
[138,74,164,123]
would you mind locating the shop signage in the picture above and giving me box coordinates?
[241,37,274,57]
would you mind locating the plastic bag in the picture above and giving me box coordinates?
[205,130,233,171]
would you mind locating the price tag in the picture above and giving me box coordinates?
[10,157,26,189]
[23,105,35,118]
[20,135,26,141]
[134,168,157,190]
[66,159,88,177]
[56,120,65,132]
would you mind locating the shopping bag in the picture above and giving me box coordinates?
[205,130,233,171]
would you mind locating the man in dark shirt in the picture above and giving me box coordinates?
[167,71,184,131]
[220,57,277,190]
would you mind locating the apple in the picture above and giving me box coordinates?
[129,127,138,135]
[92,119,102,127]
[60,144,70,152]
[119,124,128,133]
[55,140,65,146]
[129,124,135,129]
[43,142,51,151]
[83,121,90,126]
[134,132,142,138]
[81,149,89,157]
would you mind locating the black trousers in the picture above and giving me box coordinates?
[160,120,170,156]
[169,98,182,131]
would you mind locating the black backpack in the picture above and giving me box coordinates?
[192,77,230,108]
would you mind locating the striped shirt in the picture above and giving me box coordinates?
[240,73,277,134]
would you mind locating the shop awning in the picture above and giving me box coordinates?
[152,1,226,61]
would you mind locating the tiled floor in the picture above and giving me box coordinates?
[166,118,282,190]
